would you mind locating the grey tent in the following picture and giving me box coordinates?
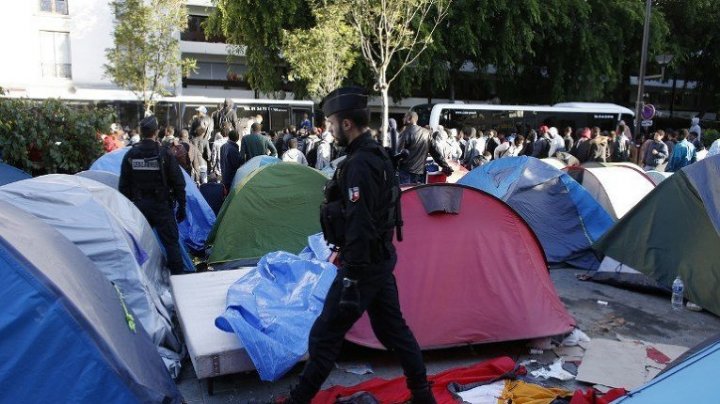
[0,199,181,403]
[0,174,183,375]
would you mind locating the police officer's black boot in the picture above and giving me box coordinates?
[410,387,436,404]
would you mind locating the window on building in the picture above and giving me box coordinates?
[181,15,226,43]
[40,31,71,79]
[188,62,246,82]
[40,0,68,15]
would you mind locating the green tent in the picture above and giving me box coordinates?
[594,155,720,316]
[207,162,327,266]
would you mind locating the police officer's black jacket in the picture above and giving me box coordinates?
[119,139,186,207]
[397,124,451,175]
[321,132,399,279]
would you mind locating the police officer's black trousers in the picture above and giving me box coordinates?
[136,199,184,274]
[290,258,428,403]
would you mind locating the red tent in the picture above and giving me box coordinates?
[346,184,575,349]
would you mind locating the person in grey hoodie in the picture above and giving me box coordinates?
[642,131,669,171]
[315,131,335,170]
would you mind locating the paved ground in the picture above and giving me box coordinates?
[176,268,720,403]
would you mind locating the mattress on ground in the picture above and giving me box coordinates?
[170,269,254,379]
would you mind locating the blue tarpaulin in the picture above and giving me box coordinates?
[90,147,216,252]
[215,248,336,381]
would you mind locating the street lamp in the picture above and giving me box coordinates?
[652,54,674,81]
[634,0,652,137]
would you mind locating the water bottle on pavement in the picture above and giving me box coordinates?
[671,276,684,310]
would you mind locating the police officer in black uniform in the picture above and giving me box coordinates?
[119,116,187,274]
[287,87,435,403]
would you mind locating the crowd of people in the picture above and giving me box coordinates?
[103,98,713,198]
[411,117,709,174]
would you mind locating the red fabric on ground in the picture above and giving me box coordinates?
[646,347,671,365]
[312,356,515,404]
[570,387,627,404]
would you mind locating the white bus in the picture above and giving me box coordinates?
[412,102,635,134]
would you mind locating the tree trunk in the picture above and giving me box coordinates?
[449,68,456,103]
[381,87,390,147]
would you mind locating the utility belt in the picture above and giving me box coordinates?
[132,186,172,204]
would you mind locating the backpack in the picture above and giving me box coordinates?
[167,143,190,173]
[306,143,320,168]
[612,137,630,162]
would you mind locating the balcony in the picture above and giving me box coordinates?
[180,41,231,56]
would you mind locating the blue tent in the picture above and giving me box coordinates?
[90,147,216,252]
[615,336,720,403]
[0,162,30,186]
[0,200,181,403]
[458,156,613,269]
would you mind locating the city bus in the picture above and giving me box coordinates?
[159,96,314,133]
[412,102,635,134]
[2,92,314,133]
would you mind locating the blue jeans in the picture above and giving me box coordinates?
[399,170,425,185]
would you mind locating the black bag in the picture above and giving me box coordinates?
[306,143,320,167]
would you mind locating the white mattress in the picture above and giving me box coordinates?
[171,269,255,379]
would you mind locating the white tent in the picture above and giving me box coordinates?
[567,166,655,220]
[645,170,673,186]
[76,170,119,189]
[0,174,182,375]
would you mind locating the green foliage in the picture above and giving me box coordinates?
[658,0,720,110]
[206,0,314,95]
[0,98,112,174]
[104,0,196,110]
[703,129,720,149]
[282,3,358,100]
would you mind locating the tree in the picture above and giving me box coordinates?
[0,98,113,174]
[206,0,314,96]
[346,0,451,136]
[282,3,358,100]
[104,0,196,111]
[658,0,720,113]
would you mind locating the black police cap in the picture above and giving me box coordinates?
[140,115,159,136]
[321,86,368,117]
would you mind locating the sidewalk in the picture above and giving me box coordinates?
[176,268,720,403]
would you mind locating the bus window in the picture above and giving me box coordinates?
[442,108,525,134]
[154,102,179,129]
[236,105,268,131]
[409,104,433,127]
[268,106,290,132]
[292,107,312,128]
[180,104,219,130]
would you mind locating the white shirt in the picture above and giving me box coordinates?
[494,142,519,160]
[708,139,720,158]
[282,148,308,165]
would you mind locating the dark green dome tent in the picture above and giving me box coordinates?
[207,162,327,266]
[594,155,720,316]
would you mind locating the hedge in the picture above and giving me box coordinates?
[0,97,115,175]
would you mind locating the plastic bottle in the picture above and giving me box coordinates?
[671,276,684,310]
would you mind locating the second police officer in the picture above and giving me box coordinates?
[287,87,435,403]
[119,115,187,275]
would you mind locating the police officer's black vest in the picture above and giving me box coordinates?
[320,138,400,253]
[126,142,171,202]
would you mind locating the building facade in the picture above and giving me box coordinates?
[0,0,486,129]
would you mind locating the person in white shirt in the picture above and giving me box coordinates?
[494,133,522,159]
[315,132,335,169]
[548,127,565,157]
[282,138,308,165]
